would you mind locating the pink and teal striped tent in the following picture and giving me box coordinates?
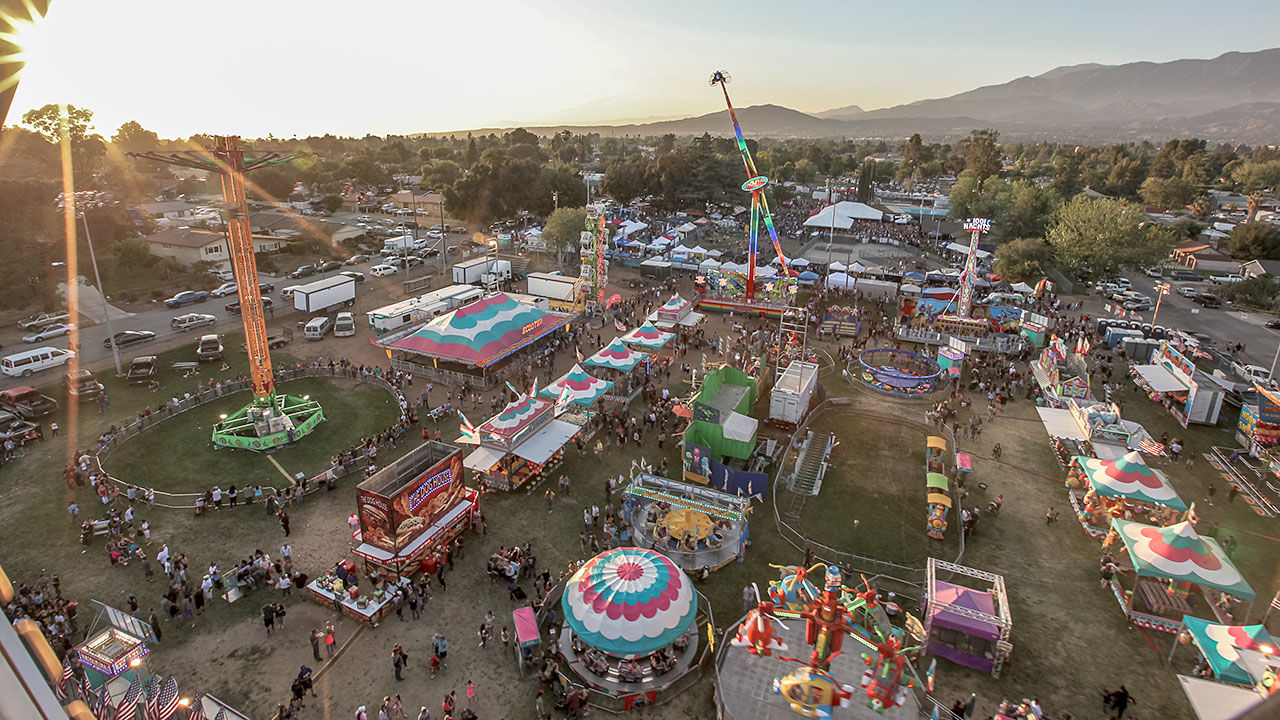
[622,323,674,351]
[584,337,644,372]
[540,364,614,407]
[388,293,572,367]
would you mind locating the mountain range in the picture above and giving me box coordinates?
[429,48,1280,143]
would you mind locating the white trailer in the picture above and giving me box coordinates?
[453,257,493,285]
[292,275,356,314]
[770,360,819,427]
[527,272,579,301]
[365,284,483,335]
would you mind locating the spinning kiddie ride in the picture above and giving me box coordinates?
[718,563,920,720]
[857,349,946,397]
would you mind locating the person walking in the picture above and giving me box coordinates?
[1110,685,1134,719]
[743,585,754,612]
[278,510,291,536]
[391,643,409,681]
[466,680,475,708]
[544,489,555,513]
[262,604,277,635]
[310,629,323,661]
[325,621,337,657]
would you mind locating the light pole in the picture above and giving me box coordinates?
[80,209,123,376]
[1151,281,1170,327]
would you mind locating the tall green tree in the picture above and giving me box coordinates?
[1046,196,1177,277]
[541,207,587,262]
[958,129,1001,190]
[992,238,1054,282]
[110,121,160,152]
[1231,160,1280,221]
[1228,222,1280,261]
[601,156,653,206]
[21,103,103,178]
[1139,176,1195,211]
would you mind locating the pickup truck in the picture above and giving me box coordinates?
[1231,361,1276,389]
[18,311,71,330]
[196,334,224,362]
[1210,273,1245,284]
[65,369,104,401]
[245,328,293,351]
[225,297,274,314]
[0,411,39,445]
[127,356,158,385]
[0,386,58,419]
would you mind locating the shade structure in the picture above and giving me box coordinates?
[1011,281,1035,293]
[539,364,614,407]
[826,272,855,290]
[798,270,820,281]
[477,393,550,440]
[698,258,722,270]
[828,261,847,272]
[803,201,884,228]
[1181,615,1278,686]
[621,323,674,350]
[561,547,697,658]
[1073,452,1187,511]
[926,472,950,490]
[659,294,691,316]
[930,580,1000,639]
[584,338,645,372]
[1111,520,1255,600]
[387,293,572,367]
[791,257,810,267]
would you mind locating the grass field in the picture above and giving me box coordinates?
[102,377,399,494]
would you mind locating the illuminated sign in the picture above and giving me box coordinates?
[407,468,453,511]
[963,218,991,232]
[741,175,769,192]
[521,319,544,335]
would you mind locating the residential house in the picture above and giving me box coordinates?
[1240,259,1280,279]
[388,191,444,216]
[249,211,303,238]
[145,227,283,269]
[1170,240,1240,274]
[135,201,196,221]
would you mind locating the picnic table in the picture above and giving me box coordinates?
[1136,579,1192,617]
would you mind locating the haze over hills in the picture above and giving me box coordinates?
[422,48,1280,143]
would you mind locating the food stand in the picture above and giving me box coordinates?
[306,567,412,626]
[1065,451,1187,538]
[648,293,705,332]
[74,601,156,688]
[621,323,675,355]
[539,364,613,427]
[584,338,647,401]
[1131,341,1225,427]
[462,393,580,490]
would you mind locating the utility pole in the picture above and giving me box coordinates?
[552,190,559,212]
[81,209,123,376]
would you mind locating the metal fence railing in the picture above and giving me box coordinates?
[89,366,404,509]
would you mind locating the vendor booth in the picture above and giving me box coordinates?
[623,472,751,572]
[585,337,647,401]
[621,323,675,354]
[649,294,705,331]
[1106,519,1255,633]
[1030,339,1092,407]
[1176,615,1278,688]
[462,393,580,490]
[539,364,614,412]
[351,441,477,579]
[558,548,704,700]
[379,292,575,388]
[307,562,412,626]
[923,558,1013,678]
[74,602,156,689]
[1131,342,1225,427]
[1066,451,1187,537]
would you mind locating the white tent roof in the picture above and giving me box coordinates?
[671,244,691,254]
[699,258,722,269]
[802,201,884,229]
[512,418,579,465]
[945,242,992,258]
[756,266,777,277]
[1011,281,1035,293]
[791,258,810,267]
[826,272,855,290]
[723,411,758,443]
[829,261,847,272]
[675,222,697,233]
[641,258,671,268]
[687,244,709,255]
[1036,407,1087,440]
[1134,364,1187,393]
[619,220,649,236]
[848,261,867,273]
[706,249,723,257]
[1176,675,1264,720]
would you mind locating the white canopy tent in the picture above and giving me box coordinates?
[641,258,672,268]
[618,220,649,236]
[1176,675,1264,720]
[826,272,856,291]
[699,258,722,270]
[1134,364,1187,393]
[828,261,847,272]
[802,201,884,230]
[706,249,723,257]
[791,258,810,267]
[1011,281,1035,293]
[755,266,777,278]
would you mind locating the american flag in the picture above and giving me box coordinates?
[1137,438,1165,455]
[94,687,115,720]
[54,661,72,701]
[79,672,94,703]
[144,675,159,704]
[213,709,227,720]
[184,696,205,720]
[1271,590,1280,613]
[115,677,143,716]
[146,676,181,720]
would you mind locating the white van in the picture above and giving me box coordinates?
[303,316,334,340]
[2,347,75,378]
[333,311,356,337]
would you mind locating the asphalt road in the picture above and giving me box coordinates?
[1093,272,1280,377]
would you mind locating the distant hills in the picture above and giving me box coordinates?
[425,49,1280,143]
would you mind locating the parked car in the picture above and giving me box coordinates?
[164,290,210,308]
[0,411,39,445]
[210,282,239,297]
[387,255,424,269]
[258,281,276,294]
[17,311,70,330]
[344,254,369,265]
[103,330,157,349]
[225,297,274,314]
[370,264,397,277]
[171,313,217,331]
[0,386,58,419]
[1267,318,1280,329]
[1210,273,1245,285]
[339,270,366,283]
[1169,269,1202,282]
[426,230,445,240]
[317,260,343,273]
[288,264,318,279]
[1176,286,1199,298]
[1143,267,1162,278]
[65,369,103,401]
[1232,361,1275,387]
[1194,293,1222,308]
[127,356,157,385]
[196,334,223,362]
[207,268,235,282]
[1123,298,1155,311]
[23,323,75,343]
[357,215,372,223]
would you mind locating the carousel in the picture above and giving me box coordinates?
[622,472,751,572]
[1066,451,1187,538]
[557,548,706,703]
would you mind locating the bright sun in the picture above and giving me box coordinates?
[0,0,51,94]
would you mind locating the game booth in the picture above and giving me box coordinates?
[1172,615,1279,689]
[308,442,478,626]
[1030,338,1093,407]
[683,367,763,485]
[1130,341,1225,427]
[1065,451,1187,538]
[378,292,576,388]
[922,559,1013,678]
[623,471,751,572]
[648,294,705,332]
[717,563,922,720]
[538,364,613,424]
[1105,519,1256,633]
[74,601,156,693]
[584,337,648,401]
[621,323,675,356]
[1035,398,1162,469]
[556,548,708,706]
[461,392,580,490]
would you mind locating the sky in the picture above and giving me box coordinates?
[6,0,1280,139]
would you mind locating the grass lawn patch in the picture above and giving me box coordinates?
[102,377,399,493]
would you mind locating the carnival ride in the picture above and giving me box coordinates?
[727,564,918,717]
[131,138,323,450]
[580,205,610,316]
[700,71,793,317]
[924,436,952,541]
[856,349,946,397]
